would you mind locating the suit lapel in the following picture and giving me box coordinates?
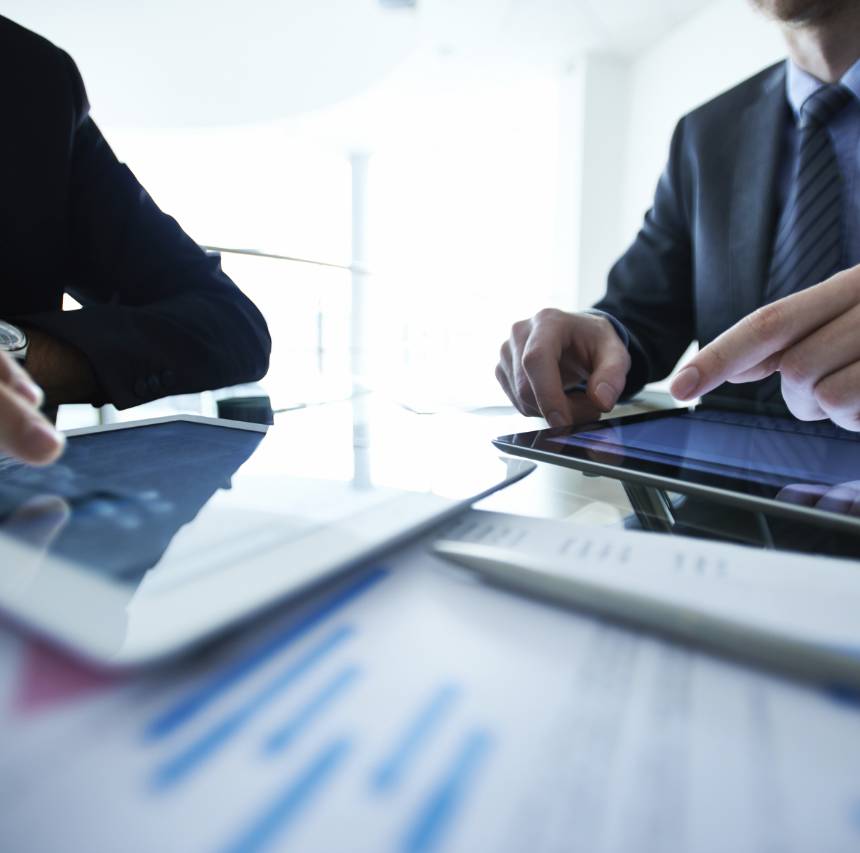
[729,64,788,323]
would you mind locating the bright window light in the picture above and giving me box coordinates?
[104,65,569,411]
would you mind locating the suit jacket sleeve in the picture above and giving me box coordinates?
[592,118,695,398]
[15,50,271,409]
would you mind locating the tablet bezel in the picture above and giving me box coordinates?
[493,407,860,535]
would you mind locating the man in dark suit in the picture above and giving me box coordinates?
[496,0,860,433]
[0,15,271,464]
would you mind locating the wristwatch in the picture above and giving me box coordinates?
[0,320,28,363]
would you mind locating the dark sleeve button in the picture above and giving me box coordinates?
[147,374,162,395]
[134,377,149,399]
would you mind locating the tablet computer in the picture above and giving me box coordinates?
[494,406,860,534]
[0,415,532,667]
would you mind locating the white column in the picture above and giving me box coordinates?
[349,151,372,488]
[349,151,371,388]
[552,65,584,312]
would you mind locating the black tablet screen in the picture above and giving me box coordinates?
[0,422,263,581]
[548,409,860,489]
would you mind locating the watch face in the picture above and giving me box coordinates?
[0,320,26,352]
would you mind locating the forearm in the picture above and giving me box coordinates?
[590,117,695,395]
[20,326,101,407]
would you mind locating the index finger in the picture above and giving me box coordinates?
[521,337,575,426]
[671,268,860,400]
[0,384,64,465]
[0,351,44,408]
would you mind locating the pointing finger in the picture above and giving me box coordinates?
[672,268,860,400]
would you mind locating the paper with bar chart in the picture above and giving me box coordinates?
[2,509,860,853]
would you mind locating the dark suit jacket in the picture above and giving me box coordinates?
[0,16,271,409]
[594,61,790,407]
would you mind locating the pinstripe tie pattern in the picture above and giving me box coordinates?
[765,84,854,302]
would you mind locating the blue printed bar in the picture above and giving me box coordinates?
[263,666,361,755]
[401,729,493,853]
[151,626,354,790]
[372,683,461,793]
[264,664,361,755]
[144,567,387,741]
[221,737,353,853]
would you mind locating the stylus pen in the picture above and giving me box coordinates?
[432,540,860,689]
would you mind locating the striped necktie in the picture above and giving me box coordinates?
[765,83,854,302]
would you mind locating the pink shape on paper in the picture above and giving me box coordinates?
[11,641,116,716]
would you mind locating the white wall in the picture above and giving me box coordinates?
[619,0,786,242]
[571,55,631,310]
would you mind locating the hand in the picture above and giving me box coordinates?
[670,265,860,430]
[776,480,860,517]
[0,352,65,464]
[496,309,631,426]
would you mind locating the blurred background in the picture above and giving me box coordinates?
[5,0,784,413]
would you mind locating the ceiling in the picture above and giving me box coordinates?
[1,0,716,128]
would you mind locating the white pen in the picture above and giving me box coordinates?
[432,538,860,689]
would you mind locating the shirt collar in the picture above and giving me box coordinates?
[786,56,860,119]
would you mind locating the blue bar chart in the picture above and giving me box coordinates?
[145,567,389,741]
[4,510,860,853]
[139,565,495,852]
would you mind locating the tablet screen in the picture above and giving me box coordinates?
[0,421,264,582]
[1,417,529,591]
[549,409,860,488]
[495,407,860,523]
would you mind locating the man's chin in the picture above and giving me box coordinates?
[750,0,851,25]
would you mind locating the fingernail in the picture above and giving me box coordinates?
[595,382,616,411]
[671,366,701,400]
[13,378,44,407]
[22,419,64,460]
[546,411,565,428]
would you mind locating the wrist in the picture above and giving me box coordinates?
[0,319,29,363]
[17,326,100,406]
[582,309,631,349]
